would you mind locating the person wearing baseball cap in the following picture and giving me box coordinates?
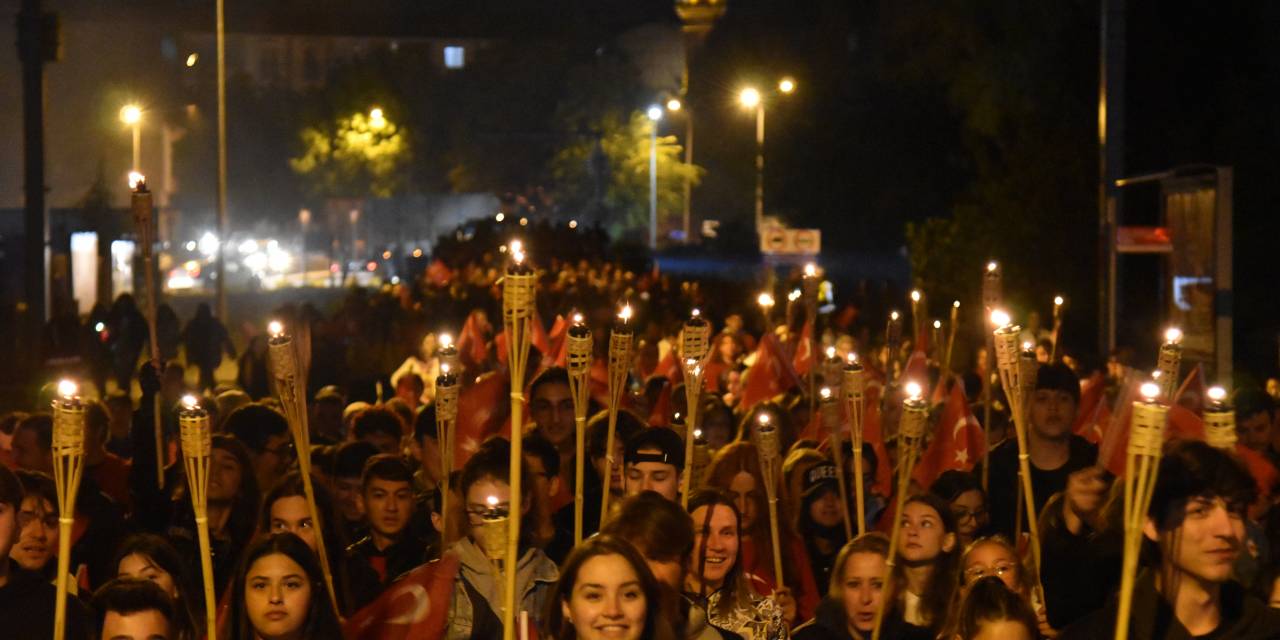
[983,362,1095,540]
[624,427,685,503]
[799,461,848,590]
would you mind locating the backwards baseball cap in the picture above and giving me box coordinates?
[802,462,840,499]
[1034,363,1080,404]
[624,427,685,471]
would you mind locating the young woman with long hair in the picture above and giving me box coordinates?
[227,533,343,640]
[543,534,680,640]
[952,576,1038,640]
[259,471,356,615]
[113,533,204,640]
[791,533,930,640]
[685,490,787,639]
[702,441,820,622]
[891,493,960,633]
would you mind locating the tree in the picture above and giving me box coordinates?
[551,109,703,240]
[290,108,410,198]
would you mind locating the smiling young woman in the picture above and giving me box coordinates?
[544,534,679,640]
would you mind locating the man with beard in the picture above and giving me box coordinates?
[983,363,1094,539]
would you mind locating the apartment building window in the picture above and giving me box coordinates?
[444,45,465,69]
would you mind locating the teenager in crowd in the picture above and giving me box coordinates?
[346,455,434,609]
[223,403,294,493]
[351,406,405,455]
[930,470,991,548]
[227,533,343,640]
[92,577,176,640]
[578,409,644,534]
[957,536,1052,637]
[113,534,202,640]
[168,435,260,596]
[10,470,62,585]
[702,441,819,622]
[328,440,378,544]
[524,432,572,563]
[953,576,1038,640]
[260,472,360,615]
[624,427,684,503]
[0,465,91,638]
[984,364,1094,540]
[544,534,681,640]
[443,438,559,639]
[892,493,960,632]
[1058,441,1280,638]
[528,367,578,513]
[791,533,930,640]
[795,461,851,592]
[686,490,788,639]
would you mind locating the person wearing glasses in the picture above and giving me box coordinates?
[224,403,294,492]
[930,470,991,548]
[346,455,432,608]
[958,536,1052,637]
[442,437,558,639]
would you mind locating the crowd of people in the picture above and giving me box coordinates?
[8,229,1280,639]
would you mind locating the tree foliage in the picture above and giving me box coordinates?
[291,110,410,199]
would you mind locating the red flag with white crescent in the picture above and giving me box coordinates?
[740,334,800,412]
[913,382,985,488]
[344,552,460,640]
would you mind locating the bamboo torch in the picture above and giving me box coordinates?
[753,413,786,590]
[566,313,592,544]
[886,311,902,383]
[599,303,634,527]
[820,386,853,539]
[804,264,820,417]
[475,494,509,575]
[51,380,86,640]
[502,241,537,640]
[680,308,711,508]
[1114,381,1168,640]
[178,395,218,640]
[992,311,1045,581]
[910,289,922,347]
[130,172,165,490]
[1050,296,1065,362]
[690,429,710,493]
[822,346,843,392]
[267,320,339,614]
[871,380,928,640]
[842,353,867,535]
[1204,386,1237,450]
[981,261,1002,493]
[758,292,776,337]
[942,300,960,377]
[1156,327,1183,403]
[435,360,459,543]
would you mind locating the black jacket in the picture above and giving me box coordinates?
[0,560,91,639]
[983,434,1097,540]
[346,534,435,609]
[1061,570,1280,640]
[791,597,932,640]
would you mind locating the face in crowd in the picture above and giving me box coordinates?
[1145,494,1246,587]
[364,476,413,545]
[530,380,575,451]
[840,550,888,634]
[625,451,679,502]
[244,552,311,640]
[11,493,56,572]
[948,488,989,547]
[899,500,956,565]
[962,539,1025,595]
[269,496,319,551]
[690,503,739,591]
[1028,388,1077,441]
[562,552,647,640]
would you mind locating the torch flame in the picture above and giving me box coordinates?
[953,300,961,309]
[1207,386,1227,402]
[826,346,837,359]
[1054,295,1065,306]
[990,309,1010,328]
[1140,382,1161,401]
[618,304,633,323]
[788,289,801,302]
[1164,327,1183,345]
[691,308,701,318]
[128,172,146,190]
[757,293,775,308]
[181,394,199,410]
[758,413,771,426]
[1022,340,1034,351]
[804,263,817,278]
[268,320,284,337]
[933,320,942,329]
[572,313,584,325]
[890,310,900,321]
[905,381,923,401]
[910,290,921,303]
[439,333,453,349]
[820,387,832,400]
[847,352,859,365]
[94,322,106,333]
[57,379,77,399]
[440,362,451,375]
[986,261,999,273]
[694,428,703,439]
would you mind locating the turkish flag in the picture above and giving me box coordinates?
[654,349,682,384]
[740,334,801,411]
[344,552,460,640]
[546,315,568,367]
[1072,372,1109,444]
[454,371,511,468]
[792,319,815,377]
[1173,364,1207,414]
[457,310,492,371]
[913,382,985,488]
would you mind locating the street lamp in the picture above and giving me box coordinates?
[120,104,143,172]
[738,78,795,234]
[646,105,664,251]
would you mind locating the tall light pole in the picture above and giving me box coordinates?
[647,105,663,250]
[120,104,142,172]
[739,77,795,235]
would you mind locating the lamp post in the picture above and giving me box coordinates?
[120,104,142,172]
[646,105,663,250]
[739,77,795,235]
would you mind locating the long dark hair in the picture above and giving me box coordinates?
[893,493,960,632]
[687,489,755,619]
[205,435,261,549]
[259,471,354,614]
[227,533,343,640]
[544,535,680,640]
[954,576,1037,639]
[111,533,202,640]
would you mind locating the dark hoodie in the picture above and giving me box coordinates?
[0,559,91,639]
[792,597,931,640]
[1061,569,1280,640]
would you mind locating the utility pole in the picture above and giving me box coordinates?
[17,0,58,327]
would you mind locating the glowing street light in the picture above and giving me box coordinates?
[666,98,682,112]
[369,107,386,130]
[646,104,664,251]
[646,105,664,121]
[738,87,761,108]
[738,78,794,233]
[778,77,796,94]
